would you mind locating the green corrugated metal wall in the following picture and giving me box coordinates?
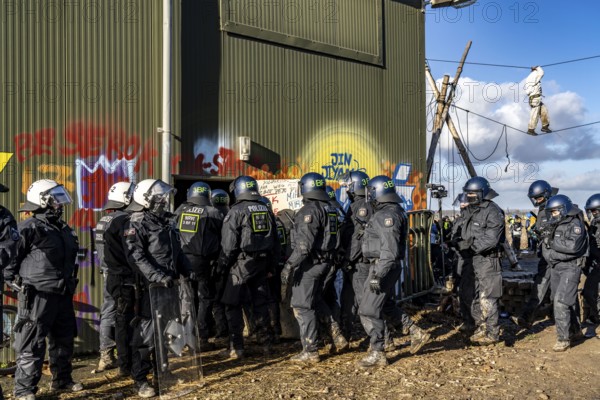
[0,0,181,356]
[180,0,427,210]
[0,0,426,359]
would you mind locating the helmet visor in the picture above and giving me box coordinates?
[148,181,176,205]
[45,185,72,206]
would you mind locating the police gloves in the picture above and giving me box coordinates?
[369,274,382,294]
[457,237,473,251]
[280,264,295,285]
[161,276,174,288]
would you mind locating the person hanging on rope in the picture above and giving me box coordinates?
[525,66,552,135]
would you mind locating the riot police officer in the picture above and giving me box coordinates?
[459,177,505,345]
[583,194,600,327]
[124,179,194,398]
[543,195,588,351]
[211,188,231,218]
[259,196,285,342]
[0,183,19,400]
[338,171,372,340]
[217,176,279,358]
[95,181,136,376]
[4,180,83,399]
[448,192,476,332]
[174,181,224,348]
[357,175,430,367]
[210,188,231,344]
[512,180,559,328]
[281,172,346,363]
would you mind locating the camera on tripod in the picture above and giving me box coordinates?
[426,183,448,199]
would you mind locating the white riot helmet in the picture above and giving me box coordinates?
[19,179,72,213]
[103,181,135,211]
[128,179,175,215]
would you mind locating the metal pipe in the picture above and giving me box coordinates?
[161,0,172,184]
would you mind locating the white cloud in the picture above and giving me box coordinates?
[427,76,600,210]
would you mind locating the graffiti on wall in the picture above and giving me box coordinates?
[10,121,180,229]
[190,129,427,212]
[321,152,365,181]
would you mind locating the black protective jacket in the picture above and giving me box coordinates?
[4,212,79,294]
[542,210,588,268]
[0,205,19,270]
[460,200,505,256]
[339,196,373,263]
[361,202,408,277]
[174,201,223,267]
[95,210,133,277]
[276,209,295,262]
[287,199,339,269]
[587,219,600,264]
[124,211,192,284]
[220,200,280,265]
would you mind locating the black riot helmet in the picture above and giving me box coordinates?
[326,186,336,201]
[585,193,600,222]
[298,172,330,201]
[211,189,230,206]
[462,176,498,206]
[187,181,211,206]
[366,175,401,206]
[528,180,558,208]
[546,194,573,224]
[338,171,369,199]
[229,176,261,202]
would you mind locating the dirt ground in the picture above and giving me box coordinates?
[2,260,600,400]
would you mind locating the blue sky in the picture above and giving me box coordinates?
[424,0,600,211]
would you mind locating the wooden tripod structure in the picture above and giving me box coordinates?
[425,41,477,183]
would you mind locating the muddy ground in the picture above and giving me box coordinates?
[2,257,600,400]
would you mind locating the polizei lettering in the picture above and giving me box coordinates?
[247,205,268,213]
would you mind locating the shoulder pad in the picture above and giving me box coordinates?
[99,215,114,223]
[130,212,144,222]
[10,227,20,241]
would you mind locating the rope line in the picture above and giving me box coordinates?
[451,105,600,135]
[426,54,600,70]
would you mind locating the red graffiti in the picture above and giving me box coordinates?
[69,208,96,230]
[193,146,243,176]
[15,128,56,162]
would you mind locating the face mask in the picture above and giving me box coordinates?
[45,205,64,221]
[466,194,480,205]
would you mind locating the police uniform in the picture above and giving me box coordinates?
[219,199,280,352]
[583,218,600,323]
[4,211,80,397]
[287,199,339,353]
[339,196,373,338]
[124,210,193,387]
[520,207,553,324]
[95,210,134,373]
[460,200,505,341]
[267,210,293,338]
[450,212,476,328]
[542,210,588,343]
[0,203,18,399]
[174,200,223,342]
[358,202,413,351]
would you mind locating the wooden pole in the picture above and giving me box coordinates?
[426,41,472,182]
[425,67,477,178]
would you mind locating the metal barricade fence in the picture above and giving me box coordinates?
[395,210,435,301]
